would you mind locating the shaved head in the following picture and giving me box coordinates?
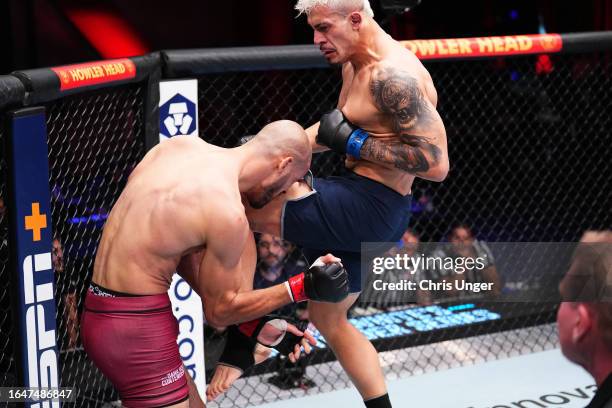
[243,120,312,209]
[253,120,311,170]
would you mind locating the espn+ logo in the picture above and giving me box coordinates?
[23,252,59,408]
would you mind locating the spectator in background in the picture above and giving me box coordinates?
[398,228,420,254]
[382,228,431,306]
[429,223,501,300]
[401,229,432,306]
[52,237,64,273]
[207,234,303,335]
[558,231,612,408]
[254,233,312,389]
[52,237,79,350]
[254,233,307,318]
[255,234,299,287]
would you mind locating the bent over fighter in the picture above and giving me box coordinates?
[81,120,349,408]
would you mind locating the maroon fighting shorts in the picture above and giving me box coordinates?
[81,285,189,407]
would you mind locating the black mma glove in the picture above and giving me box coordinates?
[286,258,349,303]
[217,315,311,373]
[217,325,256,373]
[274,318,310,355]
[316,109,370,158]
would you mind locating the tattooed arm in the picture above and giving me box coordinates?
[362,66,448,182]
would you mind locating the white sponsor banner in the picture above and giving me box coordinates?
[160,79,204,399]
[159,79,199,141]
[169,275,206,400]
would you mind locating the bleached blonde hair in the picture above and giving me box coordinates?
[295,0,374,17]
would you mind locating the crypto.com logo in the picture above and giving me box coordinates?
[159,94,197,137]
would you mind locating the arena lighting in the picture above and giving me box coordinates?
[64,8,148,58]
[69,214,109,224]
[380,0,422,14]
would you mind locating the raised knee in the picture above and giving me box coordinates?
[309,308,348,334]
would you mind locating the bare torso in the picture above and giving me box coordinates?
[340,36,443,195]
[92,136,252,295]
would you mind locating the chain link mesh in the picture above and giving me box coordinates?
[198,53,611,407]
[0,50,609,408]
[198,68,346,177]
[0,117,18,406]
[47,85,145,407]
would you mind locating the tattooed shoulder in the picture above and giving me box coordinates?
[370,66,432,132]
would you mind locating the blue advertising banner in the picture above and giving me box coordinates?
[8,107,60,408]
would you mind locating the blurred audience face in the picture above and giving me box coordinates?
[400,230,420,256]
[0,197,5,220]
[450,226,473,245]
[257,234,290,269]
[450,225,474,255]
[52,238,64,272]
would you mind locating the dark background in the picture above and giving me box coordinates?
[2,0,611,74]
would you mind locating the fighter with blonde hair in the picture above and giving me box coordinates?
[210,1,449,407]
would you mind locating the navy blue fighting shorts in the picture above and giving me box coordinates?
[282,171,412,293]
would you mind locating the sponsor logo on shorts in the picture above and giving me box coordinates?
[88,284,116,297]
[161,365,185,387]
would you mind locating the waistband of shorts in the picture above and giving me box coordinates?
[84,288,171,313]
[344,170,413,202]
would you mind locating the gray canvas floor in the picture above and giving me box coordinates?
[209,323,574,408]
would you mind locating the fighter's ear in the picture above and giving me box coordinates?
[349,12,362,29]
[573,303,594,343]
[278,157,294,173]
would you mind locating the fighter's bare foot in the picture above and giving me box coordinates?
[207,323,316,400]
[207,344,273,401]
[206,364,241,401]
